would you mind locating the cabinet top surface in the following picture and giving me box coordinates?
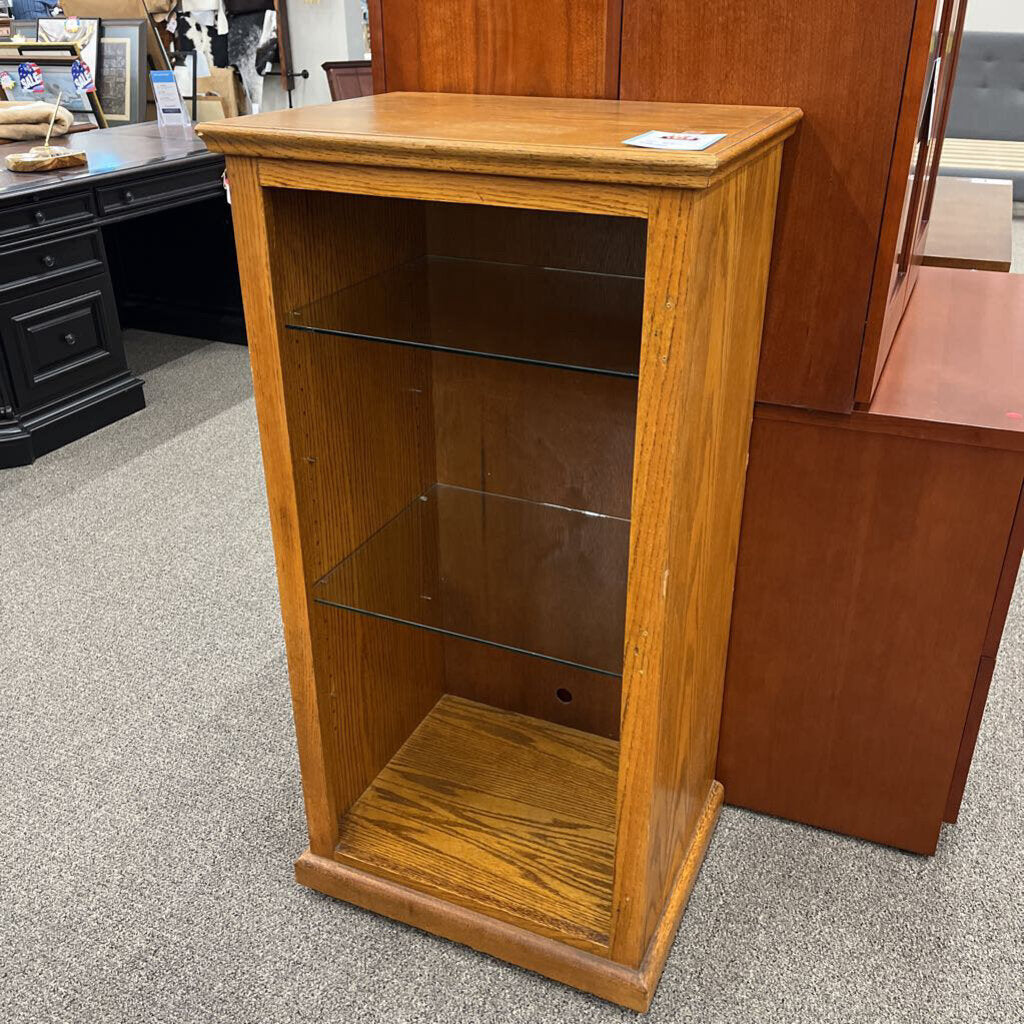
[196,92,801,187]
[869,267,1024,446]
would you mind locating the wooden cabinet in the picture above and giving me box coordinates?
[368,0,621,98]
[719,268,1024,854]
[198,93,798,1009]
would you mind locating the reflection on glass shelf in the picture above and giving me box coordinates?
[314,484,630,677]
[287,256,644,378]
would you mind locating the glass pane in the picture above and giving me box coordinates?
[315,483,630,677]
[287,256,643,379]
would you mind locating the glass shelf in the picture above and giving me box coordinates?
[314,484,630,677]
[287,256,644,378]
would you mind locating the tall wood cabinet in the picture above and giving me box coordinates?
[199,93,798,1009]
[366,0,1024,857]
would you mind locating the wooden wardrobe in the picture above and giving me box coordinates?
[366,0,1023,855]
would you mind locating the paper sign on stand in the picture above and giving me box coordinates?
[150,69,190,129]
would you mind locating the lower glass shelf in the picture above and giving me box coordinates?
[314,484,630,677]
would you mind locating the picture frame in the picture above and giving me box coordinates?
[38,17,100,76]
[0,53,107,128]
[97,19,146,124]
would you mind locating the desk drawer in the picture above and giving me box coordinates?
[97,164,224,216]
[1,275,124,411]
[0,192,95,239]
[0,229,106,296]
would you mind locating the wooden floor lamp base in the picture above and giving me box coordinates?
[295,781,724,1012]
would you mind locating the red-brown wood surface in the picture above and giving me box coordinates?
[869,268,1024,445]
[718,413,1023,854]
[619,0,921,412]
[370,0,622,98]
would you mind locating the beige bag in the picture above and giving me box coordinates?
[0,101,74,141]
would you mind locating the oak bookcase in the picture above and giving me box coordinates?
[198,93,799,1009]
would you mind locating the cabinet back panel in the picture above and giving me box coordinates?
[373,0,622,99]
[432,355,637,518]
[620,0,919,412]
[426,203,647,277]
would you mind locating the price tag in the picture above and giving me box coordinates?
[622,130,726,152]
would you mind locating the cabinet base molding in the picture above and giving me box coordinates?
[0,374,145,468]
[295,781,723,1012]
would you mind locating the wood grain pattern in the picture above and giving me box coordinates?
[197,93,801,189]
[620,0,922,411]
[297,777,721,1011]
[259,159,651,218]
[868,268,1024,447]
[718,412,1023,854]
[370,0,622,99]
[858,0,965,404]
[612,148,784,965]
[923,176,1014,273]
[335,696,618,952]
[228,164,445,854]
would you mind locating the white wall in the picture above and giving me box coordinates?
[965,0,1024,32]
[263,0,366,111]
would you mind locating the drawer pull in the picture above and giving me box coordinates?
[34,210,46,225]
[42,254,56,269]
[124,190,135,203]
[63,332,77,347]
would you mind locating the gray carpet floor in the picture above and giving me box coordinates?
[1,331,1022,1024]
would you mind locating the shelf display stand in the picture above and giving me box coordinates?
[197,92,799,1010]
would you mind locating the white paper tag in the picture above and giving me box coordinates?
[622,130,726,151]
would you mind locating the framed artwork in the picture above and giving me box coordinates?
[98,19,146,123]
[0,54,107,128]
[38,17,100,76]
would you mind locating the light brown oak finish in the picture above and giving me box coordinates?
[206,93,796,1008]
[198,92,800,189]
[335,695,618,952]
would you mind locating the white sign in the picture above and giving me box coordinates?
[622,130,726,152]
[150,69,190,129]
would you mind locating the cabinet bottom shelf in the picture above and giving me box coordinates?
[334,695,619,953]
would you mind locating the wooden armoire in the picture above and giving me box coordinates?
[366,0,1024,855]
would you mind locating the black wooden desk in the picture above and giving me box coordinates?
[0,122,243,467]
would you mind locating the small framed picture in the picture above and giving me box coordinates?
[0,54,107,128]
[98,19,147,124]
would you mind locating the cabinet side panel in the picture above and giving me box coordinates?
[228,161,445,853]
[620,0,918,412]
[376,0,622,99]
[611,151,783,964]
[718,416,1021,854]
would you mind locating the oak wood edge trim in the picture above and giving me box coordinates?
[197,115,800,189]
[255,159,652,217]
[755,403,1024,454]
[294,781,723,1011]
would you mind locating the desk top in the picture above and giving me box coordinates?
[196,92,802,188]
[869,267,1024,447]
[923,176,1014,273]
[0,122,217,201]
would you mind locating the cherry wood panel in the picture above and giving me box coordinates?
[335,695,618,952]
[620,0,922,412]
[198,93,801,189]
[369,0,622,99]
[612,148,784,965]
[944,656,997,824]
[718,413,1023,854]
[868,267,1024,446]
[858,0,966,404]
